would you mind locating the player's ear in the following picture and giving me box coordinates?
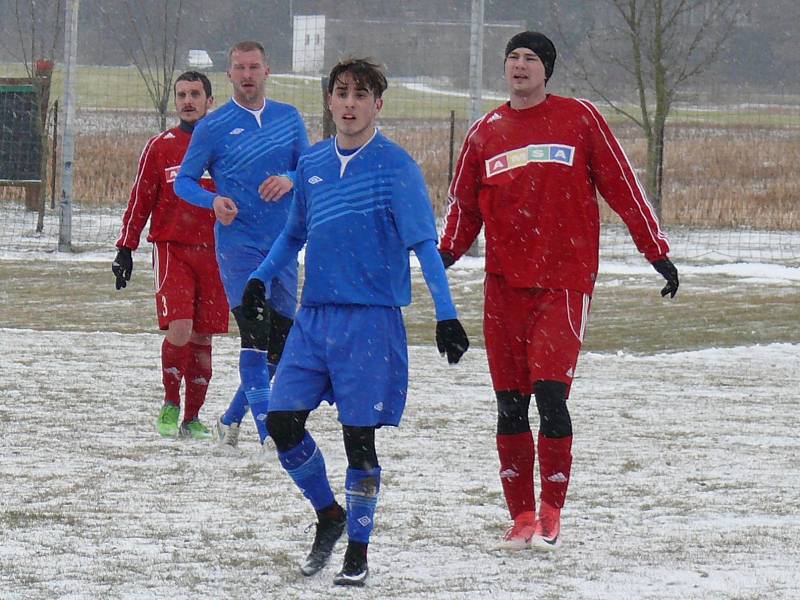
[206,95,214,109]
[375,97,384,112]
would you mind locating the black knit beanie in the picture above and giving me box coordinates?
[504,31,557,83]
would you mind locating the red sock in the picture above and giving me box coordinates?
[496,431,535,519]
[538,433,573,509]
[184,342,212,422]
[161,339,188,406]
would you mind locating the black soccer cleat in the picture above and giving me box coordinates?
[299,507,347,577]
[333,541,369,587]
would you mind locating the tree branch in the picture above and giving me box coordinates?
[14,0,32,76]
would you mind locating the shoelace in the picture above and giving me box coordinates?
[305,522,325,552]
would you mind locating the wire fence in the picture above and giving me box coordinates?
[1,3,798,264]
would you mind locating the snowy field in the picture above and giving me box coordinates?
[1,256,799,599]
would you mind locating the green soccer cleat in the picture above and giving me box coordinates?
[156,402,180,438]
[178,418,213,441]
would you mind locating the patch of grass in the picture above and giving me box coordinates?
[1,510,80,529]
[620,460,642,473]
[1,260,797,355]
[5,63,796,125]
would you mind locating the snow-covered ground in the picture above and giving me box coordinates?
[1,254,798,599]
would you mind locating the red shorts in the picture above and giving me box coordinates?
[484,273,591,397]
[152,241,229,334]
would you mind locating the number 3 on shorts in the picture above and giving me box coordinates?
[161,295,168,317]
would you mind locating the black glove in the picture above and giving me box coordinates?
[439,250,455,269]
[241,279,268,321]
[436,319,469,364]
[112,247,133,290]
[652,258,679,298]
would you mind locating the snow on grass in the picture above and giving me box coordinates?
[1,327,798,599]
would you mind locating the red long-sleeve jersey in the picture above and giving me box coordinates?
[116,125,215,250]
[440,95,669,295]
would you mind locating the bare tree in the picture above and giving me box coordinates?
[3,0,63,75]
[105,0,185,131]
[553,0,741,217]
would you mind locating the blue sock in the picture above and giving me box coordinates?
[239,349,270,443]
[345,466,381,544]
[278,432,335,511]
[222,385,248,425]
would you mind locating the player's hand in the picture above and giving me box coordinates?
[439,250,455,269]
[259,175,293,201]
[241,279,269,321]
[213,196,238,225]
[436,319,469,364]
[112,247,133,290]
[652,257,679,298]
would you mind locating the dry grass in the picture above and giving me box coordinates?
[389,120,460,212]
[610,123,800,229]
[11,120,799,230]
[2,131,151,207]
[75,132,153,204]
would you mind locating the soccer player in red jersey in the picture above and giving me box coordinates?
[439,32,680,550]
[113,71,229,440]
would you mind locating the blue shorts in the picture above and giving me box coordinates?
[217,244,297,317]
[269,305,409,427]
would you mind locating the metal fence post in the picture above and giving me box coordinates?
[468,0,484,125]
[466,0,484,256]
[59,0,79,252]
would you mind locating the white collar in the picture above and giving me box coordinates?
[334,128,378,177]
[233,98,266,126]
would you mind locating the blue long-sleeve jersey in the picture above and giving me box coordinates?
[175,98,309,312]
[251,131,456,319]
[175,98,309,256]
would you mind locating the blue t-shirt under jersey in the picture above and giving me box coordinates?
[287,131,438,308]
[175,99,309,256]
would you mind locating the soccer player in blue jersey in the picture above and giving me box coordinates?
[241,57,470,586]
[175,41,309,447]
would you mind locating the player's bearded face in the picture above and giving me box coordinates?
[328,74,383,147]
[228,49,269,106]
[174,80,212,124]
